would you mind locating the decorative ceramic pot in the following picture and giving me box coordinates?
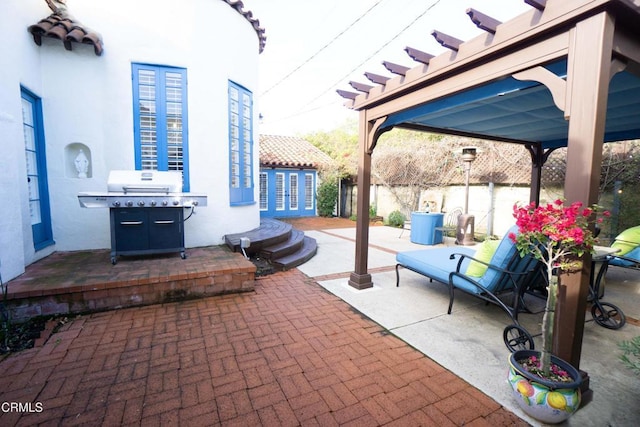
[507,350,582,424]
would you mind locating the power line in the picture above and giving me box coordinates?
[261,0,386,96]
[297,0,443,113]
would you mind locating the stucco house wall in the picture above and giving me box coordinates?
[0,0,263,282]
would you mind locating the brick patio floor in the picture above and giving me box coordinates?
[0,268,527,426]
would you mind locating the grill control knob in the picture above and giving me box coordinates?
[193,200,199,206]
[126,201,133,207]
[150,200,157,207]
[162,200,168,206]
[173,199,180,206]
[113,201,121,207]
[138,201,145,207]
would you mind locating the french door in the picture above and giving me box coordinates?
[21,87,53,250]
[260,170,315,217]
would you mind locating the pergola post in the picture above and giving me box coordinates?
[526,143,544,205]
[349,112,374,289]
[349,113,388,289]
[558,11,614,372]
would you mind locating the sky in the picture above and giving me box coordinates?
[249,0,532,137]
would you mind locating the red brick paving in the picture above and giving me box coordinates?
[0,268,527,426]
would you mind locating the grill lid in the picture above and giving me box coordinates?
[107,170,182,194]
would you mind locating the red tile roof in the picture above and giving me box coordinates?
[222,0,267,53]
[27,0,267,57]
[260,135,335,169]
[28,1,103,56]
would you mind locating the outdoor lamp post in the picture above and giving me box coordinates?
[461,147,477,214]
[457,147,477,245]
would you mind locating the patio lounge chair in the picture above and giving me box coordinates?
[396,225,542,327]
[607,225,640,269]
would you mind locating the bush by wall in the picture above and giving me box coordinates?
[387,210,406,227]
[317,178,339,217]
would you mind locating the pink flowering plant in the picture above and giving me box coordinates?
[509,199,609,380]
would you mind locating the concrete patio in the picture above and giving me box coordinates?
[302,224,640,426]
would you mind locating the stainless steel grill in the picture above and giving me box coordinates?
[78,170,207,209]
[78,170,207,264]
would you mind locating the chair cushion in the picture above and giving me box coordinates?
[610,246,640,267]
[396,247,476,284]
[612,225,640,255]
[478,225,519,287]
[465,239,500,277]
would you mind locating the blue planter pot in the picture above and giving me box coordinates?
[508,350,582,424]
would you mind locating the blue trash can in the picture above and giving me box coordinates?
[410,212,444,245]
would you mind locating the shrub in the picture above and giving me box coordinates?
[387,210,406,228]
[317,179,338,217]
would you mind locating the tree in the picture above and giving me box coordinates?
[372,132,460,214]
[304,119,358,177]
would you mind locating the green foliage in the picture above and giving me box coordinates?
[317,178,338,217]
[303,119,358,176]
[387,210,406,228]
[619,336,640,376]
[617,184,640,232]
[512,199,604,377]
[369,205,377,218]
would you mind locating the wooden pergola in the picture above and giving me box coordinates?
[338,0,640,395]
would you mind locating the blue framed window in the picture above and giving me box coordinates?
[304,173,314,210]
[132,63,190,191]
[21,87,54,250]
[259,172,268,211]
[228,81,254,205]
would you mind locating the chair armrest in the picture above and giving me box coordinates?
[609,254,640,269]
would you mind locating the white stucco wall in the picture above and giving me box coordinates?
[0,0,262,281]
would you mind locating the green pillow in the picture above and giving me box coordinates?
[465,239,500,277]
[613,226,640,255]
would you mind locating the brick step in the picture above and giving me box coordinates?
[260,229,305,261]
[272,236,318,271]
[3,246,256,322]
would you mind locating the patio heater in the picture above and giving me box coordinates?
[456,147,477,245]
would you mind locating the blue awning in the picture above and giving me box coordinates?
[382,59,640,149]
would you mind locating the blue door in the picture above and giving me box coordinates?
[260,169,316,217]
[21,87,54,250]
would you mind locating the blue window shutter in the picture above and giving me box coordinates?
[132,63,190,191]
[228,81,254,205]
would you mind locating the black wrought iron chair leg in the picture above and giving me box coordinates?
[447,286,455,314]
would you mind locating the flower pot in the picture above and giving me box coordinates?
[507,349,582,424]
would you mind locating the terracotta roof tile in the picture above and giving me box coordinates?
[28,2,103,56]
[27,0,267,57]
[222,0,267,53]
[259,135,335,169]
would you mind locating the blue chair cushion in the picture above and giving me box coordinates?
[396,247,476,285]
[477,225,519,288]
[610,246,640,267]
